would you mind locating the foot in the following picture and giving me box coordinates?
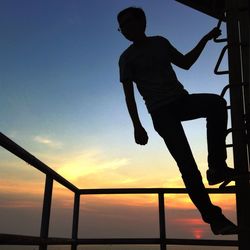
[210,215,238,235]
[206,166,237,186]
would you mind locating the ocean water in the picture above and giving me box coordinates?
[0,246,238,250]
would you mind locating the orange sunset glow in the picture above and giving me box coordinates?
[0,151,237,241]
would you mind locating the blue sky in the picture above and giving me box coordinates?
[0,0,230,181]
[0,0,236,240]
[0,0,228,150]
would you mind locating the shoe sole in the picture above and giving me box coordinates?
[208,172,250,186]
[212,225,238,235]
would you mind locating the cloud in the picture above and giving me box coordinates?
[33,135,62,148]
[53,149,129,183]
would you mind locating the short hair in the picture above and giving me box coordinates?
[117,7,146,27]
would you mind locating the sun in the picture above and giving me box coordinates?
[193,228,203,239]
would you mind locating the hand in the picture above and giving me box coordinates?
[134,126,148,145]
[204,27,222,41]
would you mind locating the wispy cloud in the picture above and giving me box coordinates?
[33,135,62,148]
[56,150,129,182]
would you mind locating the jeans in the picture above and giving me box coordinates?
[151,93,228,222]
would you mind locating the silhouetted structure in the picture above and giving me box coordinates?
[177,0,250,249]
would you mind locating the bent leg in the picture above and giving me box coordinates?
[172,94,228,169]
[151,107,222,223]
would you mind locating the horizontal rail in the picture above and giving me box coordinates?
[0,132,78,193]
[0,234,238,247]
[78,238,238,247]
[79,187,236,195]
[77,238,238,246]
[0,234,73,245]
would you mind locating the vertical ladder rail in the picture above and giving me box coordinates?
[213,1,250,248]
[225,0,250,249]
[237,0,250,246]
[238,0,250,166]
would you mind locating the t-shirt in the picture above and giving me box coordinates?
[119,36,188,113]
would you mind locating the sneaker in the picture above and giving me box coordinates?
[206,167,237,185]
[210,215,238,235]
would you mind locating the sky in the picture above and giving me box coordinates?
[0,0,237,245]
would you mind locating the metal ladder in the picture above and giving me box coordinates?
[213,0,250,249]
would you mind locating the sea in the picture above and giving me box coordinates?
[0,246,238,250]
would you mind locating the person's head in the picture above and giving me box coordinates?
[117,7,147,42]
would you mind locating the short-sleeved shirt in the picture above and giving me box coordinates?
[119,36,188,113]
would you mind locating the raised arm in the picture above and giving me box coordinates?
[169,27,221,70]
[122,81,148,145]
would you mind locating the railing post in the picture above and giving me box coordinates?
[158,192,166,250]
[71,192,80,250]
[39,175,53,250]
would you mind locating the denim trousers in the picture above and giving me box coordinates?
[150,93,228,222]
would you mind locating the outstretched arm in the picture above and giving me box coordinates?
[121,81,148,145]
[170,27,221,70]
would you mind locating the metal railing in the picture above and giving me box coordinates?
[0,132,239,250]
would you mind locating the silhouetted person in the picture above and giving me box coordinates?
[117,7,238,235]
